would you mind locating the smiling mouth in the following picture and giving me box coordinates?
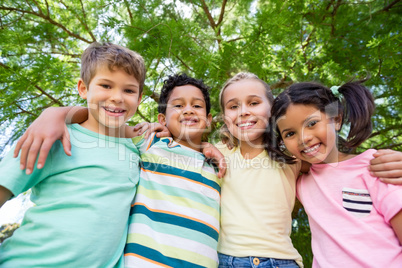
[180,118,199,125]
[103,107,126,114]
[301,144,320,155]
[237,121,256,128]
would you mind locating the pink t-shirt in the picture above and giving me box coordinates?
[297,149,402,267]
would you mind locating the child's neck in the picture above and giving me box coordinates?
[238,140,265,159]
[319,149,355,164]
[80,120,126,138]
[173,137,202,152]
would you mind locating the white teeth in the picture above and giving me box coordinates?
[303,144,320,153]
[182,120,197,124]
[181,118,197,123]
[105,107,124,113]
[238,122,254,127]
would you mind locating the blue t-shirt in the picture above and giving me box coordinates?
[0,124,140,267]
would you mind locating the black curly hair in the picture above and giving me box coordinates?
[158,73,211,115]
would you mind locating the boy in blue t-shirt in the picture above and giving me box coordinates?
[0,42,145,267]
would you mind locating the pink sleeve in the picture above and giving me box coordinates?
[366,174,402,224]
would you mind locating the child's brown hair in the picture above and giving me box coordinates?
[80,42,146,93]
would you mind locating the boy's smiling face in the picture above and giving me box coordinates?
[78,66,142,136]
[158,85,212,151]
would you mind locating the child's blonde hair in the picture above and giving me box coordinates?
[80,42,146,93]
[218,72,274,147]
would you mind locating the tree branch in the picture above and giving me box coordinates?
[382,0,401,12]
[30,0,44,15]
[377,142,402,150]
[370,125,401,138]
[15,103,37,117]
[78,0,96,42]
[123,0,133,25]
[174,55,194,72]
[34,85,64,106]
[217,0,227,27]
[45,0,50,16]
[200,0,216,29]
[0,6,92,43]
[135,108,150,122]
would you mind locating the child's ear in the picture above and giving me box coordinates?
[334,114,343,131]
[77,79,88,99]
[157,113,167,126]
[206,113,213,127]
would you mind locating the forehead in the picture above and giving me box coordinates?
[168,85,205,102]
[278,104,323,126]
[223,79,267,102]
[92,66,139,85]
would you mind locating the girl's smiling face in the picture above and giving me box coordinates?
[277,104,342,164]
[222,79,271,146]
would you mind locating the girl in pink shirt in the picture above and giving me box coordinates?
[268,81,402,267]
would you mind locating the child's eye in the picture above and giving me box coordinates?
[307,120,318,127]
[194,105,203,108]
[124,89,136,94]
[229,105,238,110]
[174,104,183,108]
[250,102,259,106]
[101,84,111,89]
[284,131,295,138]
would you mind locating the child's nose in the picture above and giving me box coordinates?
[110,89,123,102]
[183,104,194,114]
[299,129,313,145]
[240,104,250,116]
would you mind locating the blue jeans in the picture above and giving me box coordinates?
[218,253,299,268]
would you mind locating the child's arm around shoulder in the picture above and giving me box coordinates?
[202,142,227,179]
[367,166,402,244]
[126,122,171,139]
[14,106,87,174]
[390,210,402,244]
[369,149,402,184]
[0,186,12,208]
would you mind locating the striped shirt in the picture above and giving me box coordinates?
[124,133,221,267]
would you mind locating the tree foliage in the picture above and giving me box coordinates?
[1,1,401,264]
[1,0,401,153]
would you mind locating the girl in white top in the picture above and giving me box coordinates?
[217,72,304,267]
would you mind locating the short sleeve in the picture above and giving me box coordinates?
[131,132,157,155]
[214,141,233,156]
[366,174,402,224]
[0,145,51,197]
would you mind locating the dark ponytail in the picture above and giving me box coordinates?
[337,81,375,148]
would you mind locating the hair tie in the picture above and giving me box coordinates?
[330,86,341,97]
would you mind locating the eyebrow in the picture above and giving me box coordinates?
[304,115,319,123]
[225,95,262,104]
[170,97,205,102]
[98,78,139,88]
[280,115,319,135]
[281,128,291,135]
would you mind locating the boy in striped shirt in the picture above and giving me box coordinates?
[124,73,221,267]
